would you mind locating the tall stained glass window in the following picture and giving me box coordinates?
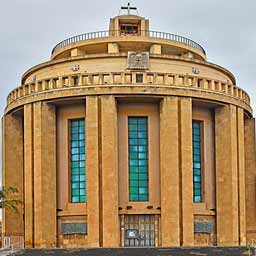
[192,120,202,203]
[128,117,149,202]
[70,119,86,203]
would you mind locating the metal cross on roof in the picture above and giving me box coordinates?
[121,3,137,15]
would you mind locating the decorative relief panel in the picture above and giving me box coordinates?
[194,221,214,234]
[127,51,149,70]
[62,222,88,235]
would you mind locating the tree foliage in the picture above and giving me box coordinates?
[0,187,22,213]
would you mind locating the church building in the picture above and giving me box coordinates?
[2,6,256,248]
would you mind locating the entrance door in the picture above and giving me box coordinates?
[123,215,157,247]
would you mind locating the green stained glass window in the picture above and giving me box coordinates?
[128,117,149,202]
[192,120,202,203]
[70,119,86,203]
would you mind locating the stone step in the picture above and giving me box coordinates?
[7,247,253,256]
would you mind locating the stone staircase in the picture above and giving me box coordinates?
[3,247,253,256]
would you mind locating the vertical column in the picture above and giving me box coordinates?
[33,102,56,248]
[2,113,24,240]
[86,96,100,247]
[101,95,119,247]
[215,104,239,245]
[160,96,180,246]
[180,98,194,246]
[245,117,256,241]
[24,104,34,248]
[237,108,246,245]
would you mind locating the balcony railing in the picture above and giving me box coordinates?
[51,30,206,55]
[7,72,250,109]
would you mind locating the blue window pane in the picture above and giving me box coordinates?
[70,119,86,203]
[130,187,138,194]
[72,155,79,161]
[130,180,139,187]
[72,148,79,154]
[139,173,148,180]
[193,135,200,142]
[138,146,147,152]
[129,166,139,172]
[194,162,201,169]
[139,166,147,172]
[129,139,137,145]
[129,125,137,131]
[71,141,79,147]
[80,189,85,196]
[72,121,79,127]
[130,160,138,166]
[72,127,79,134]
[72,189,79,196]
[194,188,201,196]
[139,187,148,194]
[80,175,85,182]
[138,118,147,125]
[193,155,200,162]
[193,168,201,176]
[129,132,137,138]
[129,146,138,152]
[139,160,147,166]
[128,117,149,202]
[138,153,147,159]
[194,175,201,182]
[194,196,201,203]
[79,134,85,140]
[80,182,85,189]
[80,196,86,202]
[80,161,85,167]
[79,127,85,133]
[130,173,138,180]
[72,182,79,189]
[139,194,148,201]
[130,194,138,201]
[193,120,202,203]
[72,134,79,140]
[79,141,85,147]
[138,132,147,138]
[194,182,201,189]
[139,139,147,145]
[130,152,138,159]
[72,196,80,203]
[72,168,79,175]
[80,154,85,161]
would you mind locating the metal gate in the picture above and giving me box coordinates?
[123,214,157,247]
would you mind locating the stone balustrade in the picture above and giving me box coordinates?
[7,72,250,106]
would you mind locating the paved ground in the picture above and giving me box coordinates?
[4,247,253,256]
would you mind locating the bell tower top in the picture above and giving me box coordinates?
[109,4,149,35]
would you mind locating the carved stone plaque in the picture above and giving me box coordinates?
[62,222,88,235]
[194,222,214,234]
[127,51,149,70]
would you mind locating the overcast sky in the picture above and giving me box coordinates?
[0,0,255,118]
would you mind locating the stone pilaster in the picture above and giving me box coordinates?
[245,117,256,242]
[33,102,57,248]
[100,96,119,247]
[24,104,34,247]
[86,96,100,247]
[2,112,24,239]
[237,108,246,245]
[160,96,181,246]
[215,104,239,245]
[180,98,194,246]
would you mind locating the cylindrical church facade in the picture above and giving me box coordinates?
[2,12,256,248]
